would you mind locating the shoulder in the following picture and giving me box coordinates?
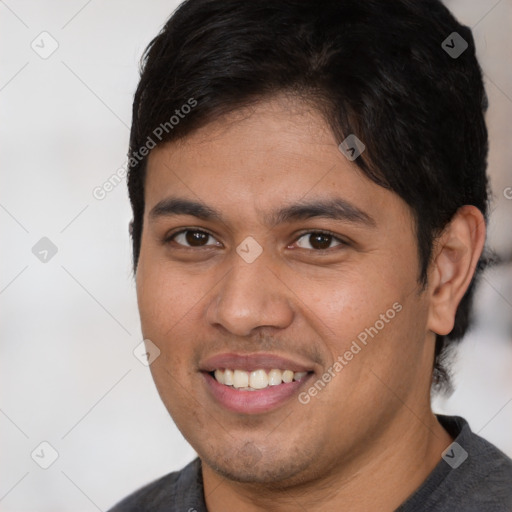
[443,414,512,473]
[434,415,512,510]
[454,420,512,508]
[107,458,204,512]
[399,415,512,512]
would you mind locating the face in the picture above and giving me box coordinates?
[136,95,436,486]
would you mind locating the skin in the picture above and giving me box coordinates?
[135,94,486,511]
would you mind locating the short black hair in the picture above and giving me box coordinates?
[127,0,491,392]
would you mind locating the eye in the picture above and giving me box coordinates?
[294,231,346,251]
[166,229,346,251]
[167,229,220,248]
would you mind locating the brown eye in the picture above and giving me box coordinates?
[171,230,218,247]
[295,232,344,250]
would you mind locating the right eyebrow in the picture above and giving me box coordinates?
[149,197,223,223]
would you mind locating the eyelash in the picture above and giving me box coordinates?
[164,228,347,252]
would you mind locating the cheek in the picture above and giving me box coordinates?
[137,263,204,407]
[296,254,420,369]
[298,267,400,336]
[136,259,224,398]
[136,259,200,342]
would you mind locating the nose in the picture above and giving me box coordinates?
[206,252,294,337]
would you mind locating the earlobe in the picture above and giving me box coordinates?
[427,205,486,336]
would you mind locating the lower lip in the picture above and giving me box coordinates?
[201,372,312,414]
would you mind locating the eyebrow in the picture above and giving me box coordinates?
[149,196,376,228]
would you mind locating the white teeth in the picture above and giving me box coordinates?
[233,369,249,389]
[214,369,225,385]
[282,370,294,383]
[249,369,268,389]
[212,368,309,389]
[224,369,234,386]
[268,369,282,386]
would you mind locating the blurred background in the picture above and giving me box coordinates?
[1,0,511,510]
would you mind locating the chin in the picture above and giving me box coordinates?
[200,442,318,486]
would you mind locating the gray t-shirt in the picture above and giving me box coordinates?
[108,415,512,511]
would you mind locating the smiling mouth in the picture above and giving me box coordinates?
[209,368,312,391]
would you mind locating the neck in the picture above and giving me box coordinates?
[202,410,453,512]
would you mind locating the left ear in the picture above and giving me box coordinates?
[427,205,486,336]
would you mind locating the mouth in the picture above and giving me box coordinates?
[209,368,310,390]
[199,353,316,414]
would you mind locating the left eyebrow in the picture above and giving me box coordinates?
[264,198,377,229]
[148,196,376,228]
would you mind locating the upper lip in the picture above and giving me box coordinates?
[200,352,314,373]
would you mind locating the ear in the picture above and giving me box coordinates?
[427,205,486,336]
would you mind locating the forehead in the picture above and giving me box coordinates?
[144,95,410,229]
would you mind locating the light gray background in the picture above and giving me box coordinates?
[1,1,511,510]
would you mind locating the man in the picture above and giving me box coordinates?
[110,0,512,510]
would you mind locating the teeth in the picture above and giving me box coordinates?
[268,369,282,386]
[224,369,234,386]
[282,370,294,383]
[233,369,249,388]
[214,369,225,385]
[212,368,309,389]
[249,369,268,389]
